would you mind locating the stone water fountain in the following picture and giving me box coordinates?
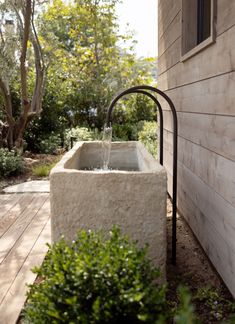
[50,85,178,274]
[50,139,167,273]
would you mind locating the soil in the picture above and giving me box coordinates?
[2,154,235,323]
[166,200,235,323]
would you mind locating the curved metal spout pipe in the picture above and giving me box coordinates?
[106,85,178,265]
[134,90,164,166]
[110,89,164,164]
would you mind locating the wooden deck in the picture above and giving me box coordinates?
[0,193,51,324]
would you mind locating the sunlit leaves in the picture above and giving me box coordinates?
[24,227,167,323]
[35,0,156,129]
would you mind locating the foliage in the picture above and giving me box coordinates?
[0,148,23,177]
[138,121,158,157]
[34,133,61,155]
[64,126,100,148]
[15,0,157,146]
[38,0,121,129]
[194,286,235,322]
[24,227,168,323]
[24,89,69,152]
[0,0,157,149]
[32,162,57,177]
[38,0,157,130]
[174,286,199,324]
[112,123,139,141]
[112,93,156,126]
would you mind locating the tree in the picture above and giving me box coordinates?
[0,0,45,149]
[39,0,156,130]
[39,0,122,128]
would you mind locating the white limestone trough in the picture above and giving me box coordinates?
[50,141,167,273]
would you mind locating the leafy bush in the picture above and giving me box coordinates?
[111,121,158,157]
[138,121,158,157]
[36,133,61,154]
[112,123,139,141]
[64,126,100,149]
[24,227,168,323]
[0,148,23,177]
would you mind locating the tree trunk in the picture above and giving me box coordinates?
[0,78,15,148]
[0,0,45,150]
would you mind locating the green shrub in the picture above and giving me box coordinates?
[24,227,168,323]
[138,121,158,157]
[112,123,139,141]
[36,133,61,154]
[0,148,23,177]
[111,121,158,156]
[64,127,100,149]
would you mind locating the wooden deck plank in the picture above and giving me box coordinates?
[0,194,48,264]
[0,194,35,238]
[0,194,25,219]
[0,196,50,304]
[0,218,51,324]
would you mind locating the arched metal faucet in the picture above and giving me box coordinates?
[134,90,164,165]
[106,85,178,265]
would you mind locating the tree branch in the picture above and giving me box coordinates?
[31,38,44,113]
[11,3,24,37]
[20,0,31,114]
[31,0,44,65]
[0,28,5,45]
[30,0,45,113]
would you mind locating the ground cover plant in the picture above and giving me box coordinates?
[32,161,58,177]
[193,286,235,322]
[166,205,235,324]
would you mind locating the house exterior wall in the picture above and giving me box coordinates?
[158,0,235,296]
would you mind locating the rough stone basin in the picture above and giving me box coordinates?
[50,141,167,273]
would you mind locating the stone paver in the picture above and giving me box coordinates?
[3,180,50,193]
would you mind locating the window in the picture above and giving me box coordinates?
[181,0,216,60]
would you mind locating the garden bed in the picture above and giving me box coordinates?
[0,153,62,193]
[166,201,235,323]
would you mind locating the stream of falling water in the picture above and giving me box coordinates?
[102,125,112,170]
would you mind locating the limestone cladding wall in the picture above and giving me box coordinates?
[158,0,235,296]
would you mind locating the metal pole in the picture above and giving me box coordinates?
[106,85,178,264]
[70,136,76,148]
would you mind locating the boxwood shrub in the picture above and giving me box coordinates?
[24,227,168,323]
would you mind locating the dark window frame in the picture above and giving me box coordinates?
[181,0,216,61]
